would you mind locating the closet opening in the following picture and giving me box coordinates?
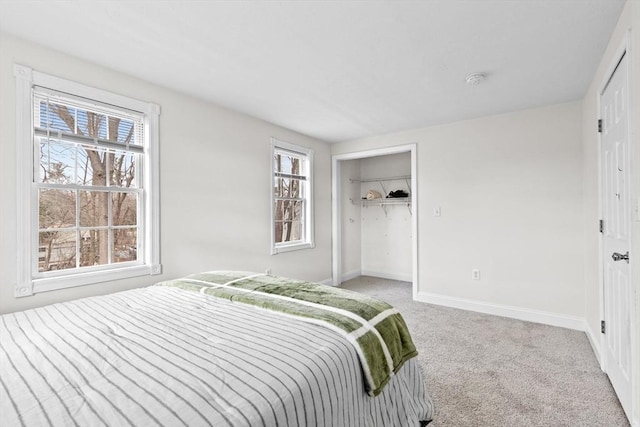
[331,144,417,299]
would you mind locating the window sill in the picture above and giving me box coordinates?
[272,242,315,255]
[16,264,162,297]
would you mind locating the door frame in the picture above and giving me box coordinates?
[597,29,637,425]
[331,144,418,299]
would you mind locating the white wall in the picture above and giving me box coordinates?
[0,33,332,314]
[332,101,585,322]
[582,1,639,424]
[359,153,412,280]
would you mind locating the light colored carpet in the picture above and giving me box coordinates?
[340,276,629,427]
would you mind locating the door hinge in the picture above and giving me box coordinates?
[601,320,606,334]
[599,219,604,233]
[598,119,602,133]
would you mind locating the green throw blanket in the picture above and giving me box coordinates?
[158,271,418,396]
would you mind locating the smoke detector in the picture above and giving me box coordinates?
[465,72,486,85]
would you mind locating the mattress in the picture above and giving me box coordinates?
[0,273,434,426]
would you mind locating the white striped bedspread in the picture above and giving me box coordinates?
[1,285,434,427]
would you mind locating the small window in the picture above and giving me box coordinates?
[270,138,314,254]
[14,65,161,297]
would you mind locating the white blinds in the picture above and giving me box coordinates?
[33,86,145,154]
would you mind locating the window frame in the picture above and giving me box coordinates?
[270,138,315,254]
[14,65,161,297]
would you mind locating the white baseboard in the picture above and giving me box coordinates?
[584,321,603,366]
[340,269,362,283]
[318,277,335,286]
[415,291,586,331]
[361,269,412,283]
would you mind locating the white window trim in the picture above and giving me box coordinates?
[14,64,161,297]
[270,138,315,254]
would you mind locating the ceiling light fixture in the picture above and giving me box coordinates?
[465,72,486,86]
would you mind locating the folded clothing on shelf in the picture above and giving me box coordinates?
[365,190,383,200]
[387,190,409,198]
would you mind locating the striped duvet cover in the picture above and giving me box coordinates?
[0,277,434,426]
[161,271,420,397]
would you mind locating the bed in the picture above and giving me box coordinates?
[0,271,434,426]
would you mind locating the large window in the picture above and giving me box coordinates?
[271,138,314,254]
[14,65,160,296]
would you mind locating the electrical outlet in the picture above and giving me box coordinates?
[472,269,480,280]
[433,207,441,217]
[265,268,272,275]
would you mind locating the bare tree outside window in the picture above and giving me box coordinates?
[271,140,313,253]
[274,153,302,243]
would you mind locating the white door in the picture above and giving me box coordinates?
[601,51,633,421]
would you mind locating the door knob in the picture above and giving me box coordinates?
[611,251,629,263]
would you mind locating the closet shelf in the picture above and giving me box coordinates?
[349,175,411,184]
[353,197,412,215]
[350,175,412,215]
[358,197,411,206]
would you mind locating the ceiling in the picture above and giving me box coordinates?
[0,0,626,143]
